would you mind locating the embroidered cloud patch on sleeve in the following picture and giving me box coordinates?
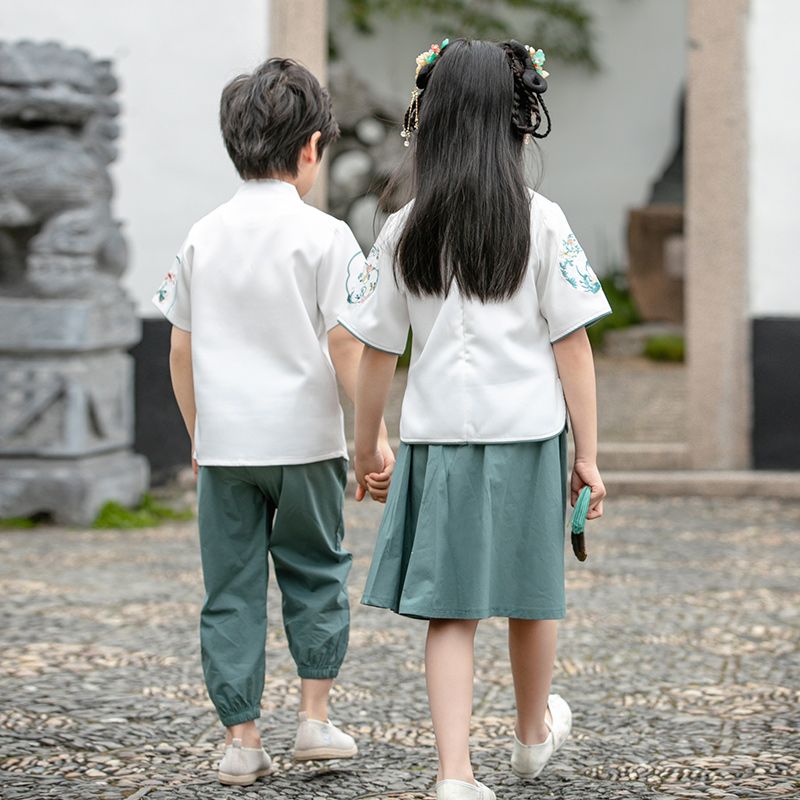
[558,234,601,294]
[346,245,380,304]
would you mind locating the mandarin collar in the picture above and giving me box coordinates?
[234,179,301,201]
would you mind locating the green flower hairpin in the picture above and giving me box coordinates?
[415,38,450,77]
[526,45,549,78]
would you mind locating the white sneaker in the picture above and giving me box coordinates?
[217,737,273,785]
[510,693,572,780]
[436,779,496,800]
[293,711,358,761]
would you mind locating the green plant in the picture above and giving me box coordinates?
[586,272,640,348]
[644,334,685,363]
[0,517,37,530]
[92,493,194,530]
[337,0,599,70]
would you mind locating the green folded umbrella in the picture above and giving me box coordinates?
[570,485,592,562]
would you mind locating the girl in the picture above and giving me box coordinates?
[339,38,610,800]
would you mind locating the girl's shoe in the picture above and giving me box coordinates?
[293,711,358,760]
[217,738,273,785]
[435,779,497,800]
[510,693,572,780]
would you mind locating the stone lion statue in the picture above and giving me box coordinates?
[0,41,127,297]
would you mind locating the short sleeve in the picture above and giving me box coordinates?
[535,200,612,342]
[317,221,364,331]
[152,235,193,332]
[337,215,410,355]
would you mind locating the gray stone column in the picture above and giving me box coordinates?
[685,0,751,468]
[270,0,329,210]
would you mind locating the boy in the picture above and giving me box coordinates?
[153,58,393,786]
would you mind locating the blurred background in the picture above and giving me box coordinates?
[0,0,798,519]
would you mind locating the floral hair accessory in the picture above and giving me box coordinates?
[403,38,451,146]
[415,38,450,77]
[526,46,549,78]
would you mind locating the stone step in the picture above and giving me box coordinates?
[603,470,800,499]
[343,467,799,500]
[603,322,684,358]
[594,442,690,470]
[343,443,798,499]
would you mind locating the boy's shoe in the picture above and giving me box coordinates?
[510,693,572,780]
[293,711,358,761]
[435,779,496,800]
[217,737,273,785]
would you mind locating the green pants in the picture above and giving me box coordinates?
[197,458,351,727]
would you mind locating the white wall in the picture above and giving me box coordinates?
[1,0,268,314]
[331,0,687,274]
[748,0,800,317]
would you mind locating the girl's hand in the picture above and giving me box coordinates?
[191,441,198,479]
[355,450,385,502]
[571,459,606,519]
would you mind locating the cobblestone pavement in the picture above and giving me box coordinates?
[1,494,798,800]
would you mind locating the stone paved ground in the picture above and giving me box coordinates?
[1,493,798,800]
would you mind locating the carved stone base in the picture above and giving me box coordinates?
[0,295,140,352]
[0,450,149,526]
[0,295,141,458]
[0,351,136,457]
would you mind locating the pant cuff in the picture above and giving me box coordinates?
[219,706,261,727]
[297,666,340,680]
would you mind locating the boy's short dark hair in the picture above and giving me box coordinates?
[220,58,339,180]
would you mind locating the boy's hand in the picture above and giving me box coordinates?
[365,438,396,503]
[355,438,395,503]
[571,459,606,519]
[191,440,198,479]
[355,451,384,502]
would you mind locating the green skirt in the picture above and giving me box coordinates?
[361,431,568,620]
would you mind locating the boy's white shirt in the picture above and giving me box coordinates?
[338,190,612,444]
[152,179,364,465]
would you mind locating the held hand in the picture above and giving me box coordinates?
[571,459,606,519]
[355,451,385,502]
[191,441,198,480]
[366,438,396,504]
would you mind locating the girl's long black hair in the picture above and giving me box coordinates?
[389,39,547,303]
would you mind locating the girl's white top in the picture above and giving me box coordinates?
[152,179,362,465]
[338,191,612,444]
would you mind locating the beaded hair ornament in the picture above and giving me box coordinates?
[401,38,552,146]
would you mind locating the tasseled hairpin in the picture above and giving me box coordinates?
[401,38,450,146]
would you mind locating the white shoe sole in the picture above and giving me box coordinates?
[511,762,546,780]
[218,766,273,785]
[293,744,358,761]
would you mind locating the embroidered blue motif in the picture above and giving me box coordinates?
[346,245,380,304]
[558,233,600,294]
